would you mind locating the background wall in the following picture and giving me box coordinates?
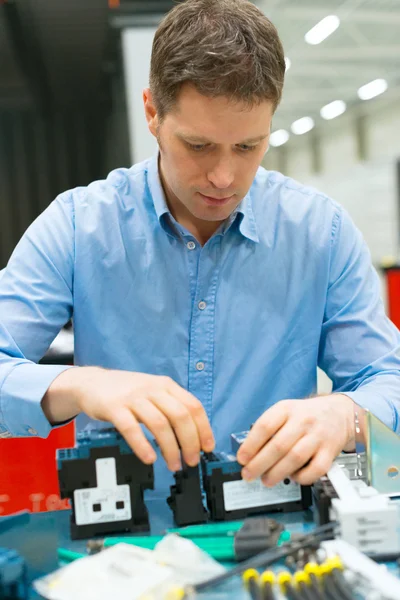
[264,89,400,272]
[122,27,157,164]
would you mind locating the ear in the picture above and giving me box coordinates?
[143,88,159,138]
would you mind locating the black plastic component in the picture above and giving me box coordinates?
[312,476,338,526]
[234,517,284,561]
[167,463,208,526]
[57,428,154,540]
[202,452,312,522]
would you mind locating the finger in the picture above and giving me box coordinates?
[150,392,201,466]
[241,420,303,481]
[164,378,215,452]
[131,398,182,471]
[260,434,320,487]
[291,448,334,486]
[111,407,157,465]
[237,402,290,466]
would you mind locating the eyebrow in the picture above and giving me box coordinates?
[176,132,269,144]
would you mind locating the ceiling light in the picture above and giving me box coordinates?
[291,117,314,135]
[320,100,346,120]
[357,78,388,100]
[270,129,290,147]
[285,57,291,71]
[305,15,340,45]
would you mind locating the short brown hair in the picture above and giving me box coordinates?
[150,0,286,120]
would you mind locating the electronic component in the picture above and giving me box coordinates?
[334,451,367,482]
[201,452,312,521]
[167,463,208,527]
[327,463,400,554]
[57,428,154,540]
[230,430,249,454]
[0,547,27,599]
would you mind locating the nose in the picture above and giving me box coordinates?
[207,155,234,190]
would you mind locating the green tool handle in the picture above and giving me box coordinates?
[104,535,236,561]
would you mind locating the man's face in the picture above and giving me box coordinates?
[144,84,273,230]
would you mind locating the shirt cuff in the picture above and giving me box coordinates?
[0,363,75,438]
[343,389,398,433]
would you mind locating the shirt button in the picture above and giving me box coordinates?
[187,241,196,250]
[198,300,207,310]
[196,361,205,371]
[27,427,38,436]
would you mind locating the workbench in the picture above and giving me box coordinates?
[0,500,399,599]
[0,499,317,599]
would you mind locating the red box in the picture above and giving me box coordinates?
[385,267,400,329]
[0,422,75,515]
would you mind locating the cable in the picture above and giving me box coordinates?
[293,571,320,600]
[191,522,337,593]
[260,571,276,600]
[303,563,324,600]
[319,561,353,600]
[243,569,263,600]
[324,557,355,600]
[278,571,302,600]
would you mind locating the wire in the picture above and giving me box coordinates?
[293,571,321,600]
[278,572,303,600]
[303,564,325,600]
[260,571,276,600]
[324,558,355,600]
[319,560,355,600]
[243,569,263,600]
[191,522,337,593]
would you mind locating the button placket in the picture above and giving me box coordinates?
[187,237,222,420]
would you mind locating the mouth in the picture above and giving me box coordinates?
[198,193,234,206]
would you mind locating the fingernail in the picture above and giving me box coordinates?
[238,452,249,465]
[242,468,253,481]
[187,454,200,466]
[145,452,157,464]
[204,438,215,451]
[171,460,182,471]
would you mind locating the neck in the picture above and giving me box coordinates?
[158,158,224,246]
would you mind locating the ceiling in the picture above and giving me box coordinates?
[254,0,400,135]
[1,0,398,131]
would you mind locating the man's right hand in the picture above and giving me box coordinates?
[42,367,215,471]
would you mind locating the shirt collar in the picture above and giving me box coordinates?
[147,152,170,221]
[146,152,259,243]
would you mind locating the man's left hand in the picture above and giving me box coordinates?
[236,394,355,486]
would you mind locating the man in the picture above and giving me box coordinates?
[0,0,399,497]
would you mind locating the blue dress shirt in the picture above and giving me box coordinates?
[1,154,400,493]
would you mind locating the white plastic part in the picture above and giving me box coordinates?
[328,463,400,553]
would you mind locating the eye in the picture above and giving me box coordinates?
[187,143,208,152]
[237,144,257,152]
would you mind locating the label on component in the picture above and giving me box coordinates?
[223,478,301,511]
[73,457,132,525]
